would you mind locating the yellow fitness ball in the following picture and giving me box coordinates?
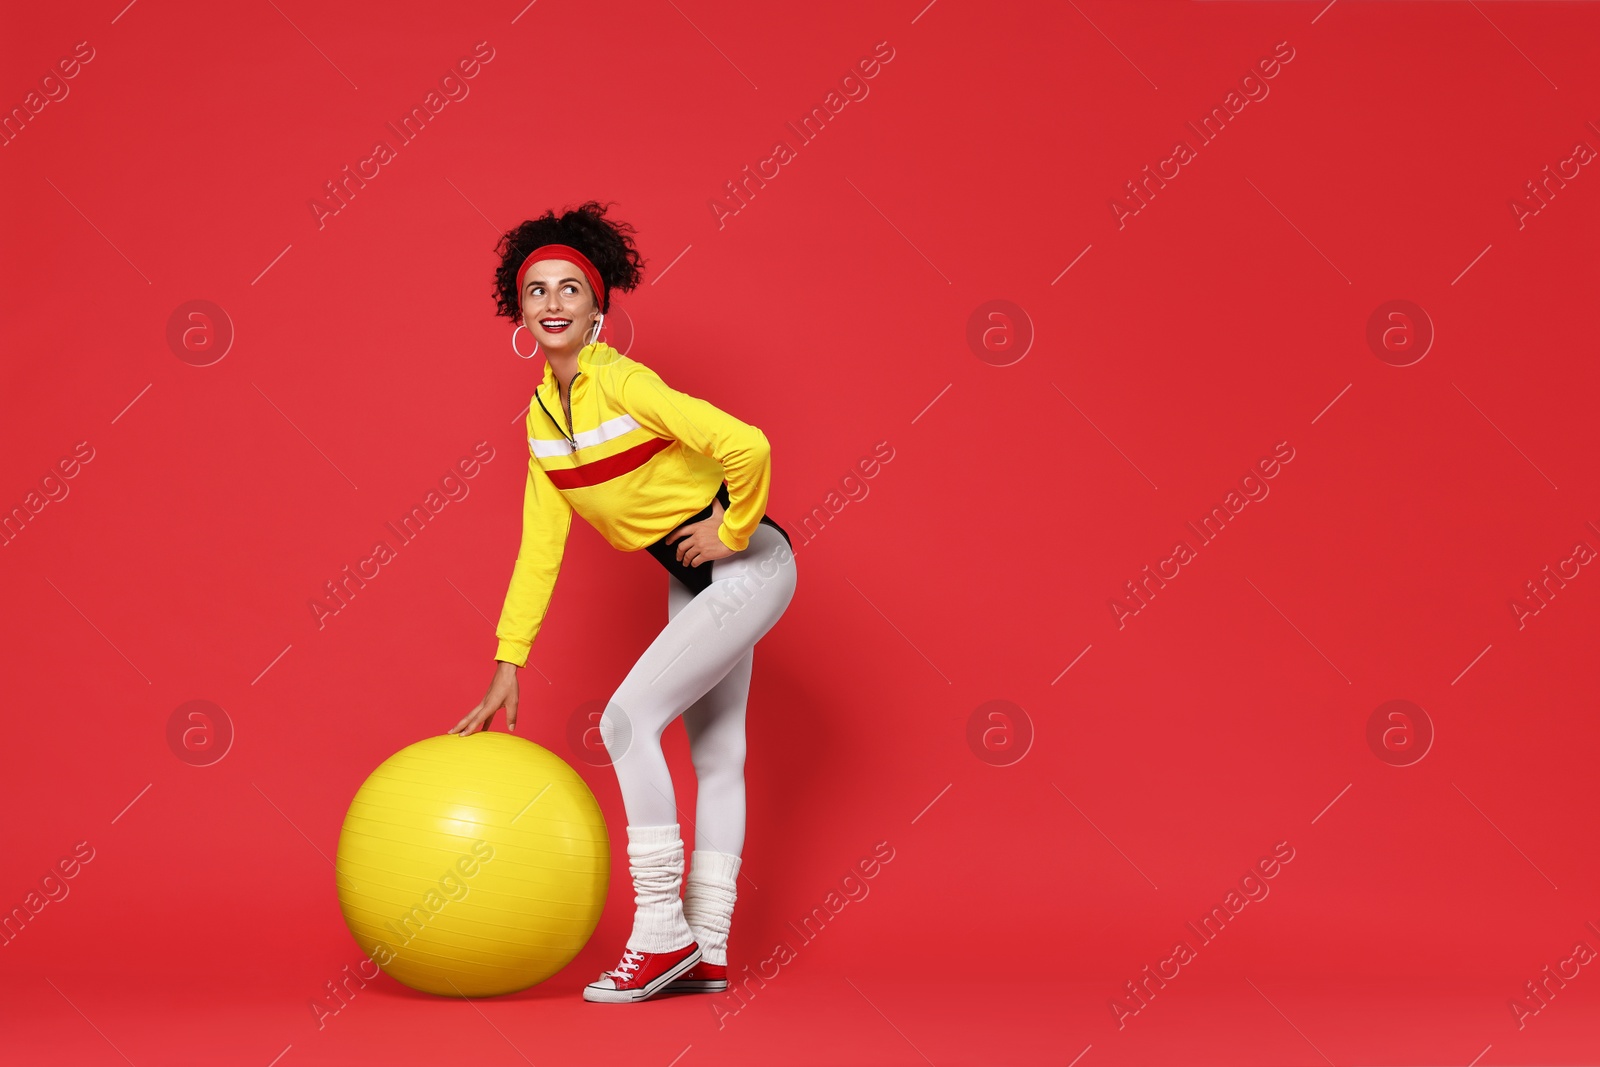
[335,732,609,997]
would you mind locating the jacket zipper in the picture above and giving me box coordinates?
[535,370,583,453]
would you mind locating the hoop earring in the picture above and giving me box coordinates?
[586,312,605,347]
[511,323,540,360]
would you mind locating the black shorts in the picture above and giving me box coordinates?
[644,481,793,595]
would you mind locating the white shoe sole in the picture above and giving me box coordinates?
[583,948,702,1003]
[662,978,729,994]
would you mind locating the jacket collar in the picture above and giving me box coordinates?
[540,341,622,394]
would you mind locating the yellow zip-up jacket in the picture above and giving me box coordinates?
[494,341,772,667]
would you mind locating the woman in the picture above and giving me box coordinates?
[448,201,799,1005]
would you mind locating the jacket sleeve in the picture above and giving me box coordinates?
[494,451,574,667]
[619,364,772,552]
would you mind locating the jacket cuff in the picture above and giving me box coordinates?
[716,523,749,552]
[495,638,531,667]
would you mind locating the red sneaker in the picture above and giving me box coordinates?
[583,940,702,1003]
[663,960,728,994]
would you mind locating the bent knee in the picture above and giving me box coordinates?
[598,701,637,756]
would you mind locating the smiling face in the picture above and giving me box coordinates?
[520,258,602,354]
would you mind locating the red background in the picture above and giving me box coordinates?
[4,1,1600,1064]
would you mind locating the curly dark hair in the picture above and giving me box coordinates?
[491,200,645,322]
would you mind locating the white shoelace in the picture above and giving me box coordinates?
[603,949,645,981]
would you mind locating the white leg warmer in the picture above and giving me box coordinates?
[623,823,694,953]
[682,849,742,967]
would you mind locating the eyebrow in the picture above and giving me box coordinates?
[526,277,583,287]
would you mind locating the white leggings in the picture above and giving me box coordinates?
[599,523,798,857]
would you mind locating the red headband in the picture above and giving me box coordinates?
[516,243,608,314]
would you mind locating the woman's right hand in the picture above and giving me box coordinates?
[450,660,520,736]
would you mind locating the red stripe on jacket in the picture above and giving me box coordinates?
[544,435,673,490]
